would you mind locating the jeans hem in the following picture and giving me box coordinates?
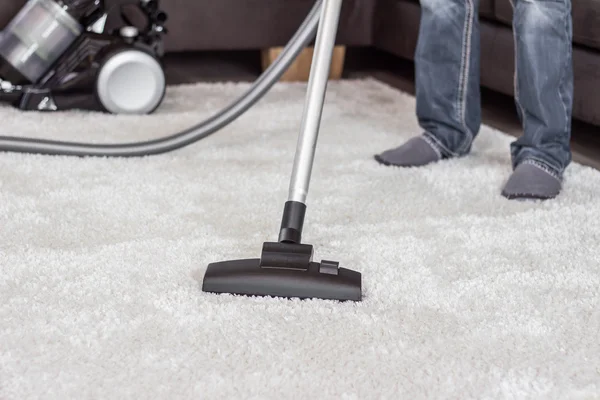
[520,158,563,181]
[422,131,470,158]
[420,133,443,159]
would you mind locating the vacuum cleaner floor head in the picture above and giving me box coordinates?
[202,242,362,302]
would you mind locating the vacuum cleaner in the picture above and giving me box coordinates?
[0,0,168,115]
[0,0,363,302]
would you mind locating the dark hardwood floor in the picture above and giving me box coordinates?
[163,48,600,170]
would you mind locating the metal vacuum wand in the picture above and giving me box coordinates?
[202,0,362,302]
[288,0,342,204]
[278,0,342,244]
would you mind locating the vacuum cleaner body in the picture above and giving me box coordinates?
[0,0,168,114]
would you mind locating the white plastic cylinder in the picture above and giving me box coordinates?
[0,0,82,84]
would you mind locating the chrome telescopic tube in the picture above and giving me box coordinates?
[287,0,342,204]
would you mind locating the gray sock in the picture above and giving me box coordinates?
[374,136,441,167]
[502,162,562,200]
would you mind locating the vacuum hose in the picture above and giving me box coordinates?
[0,0,323,157]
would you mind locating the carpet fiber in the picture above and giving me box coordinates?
[1,79,599,399]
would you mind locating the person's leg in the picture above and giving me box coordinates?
[502,0,573,200]
[375,0,481,167]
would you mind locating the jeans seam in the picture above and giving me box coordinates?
[423,131,458,158]
[557,1,571,162]
[456,0,475,154]
[420,133,443,159]
[512,1,527,129]
[522,157,562,181]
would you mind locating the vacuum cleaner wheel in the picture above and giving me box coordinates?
[96,49,165,115]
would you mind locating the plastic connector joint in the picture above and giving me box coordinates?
[278,201,307,244]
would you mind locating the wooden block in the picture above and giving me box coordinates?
[261,46,346,82]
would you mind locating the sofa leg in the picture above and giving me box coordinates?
[261,46,346,82]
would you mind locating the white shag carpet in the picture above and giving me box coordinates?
[1,79,599,400]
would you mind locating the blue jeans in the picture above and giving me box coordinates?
[415,0,573,178]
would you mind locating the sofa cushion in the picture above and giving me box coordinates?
[151,0,376,51]
[480,0,495,18]
[495,0,600,50]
